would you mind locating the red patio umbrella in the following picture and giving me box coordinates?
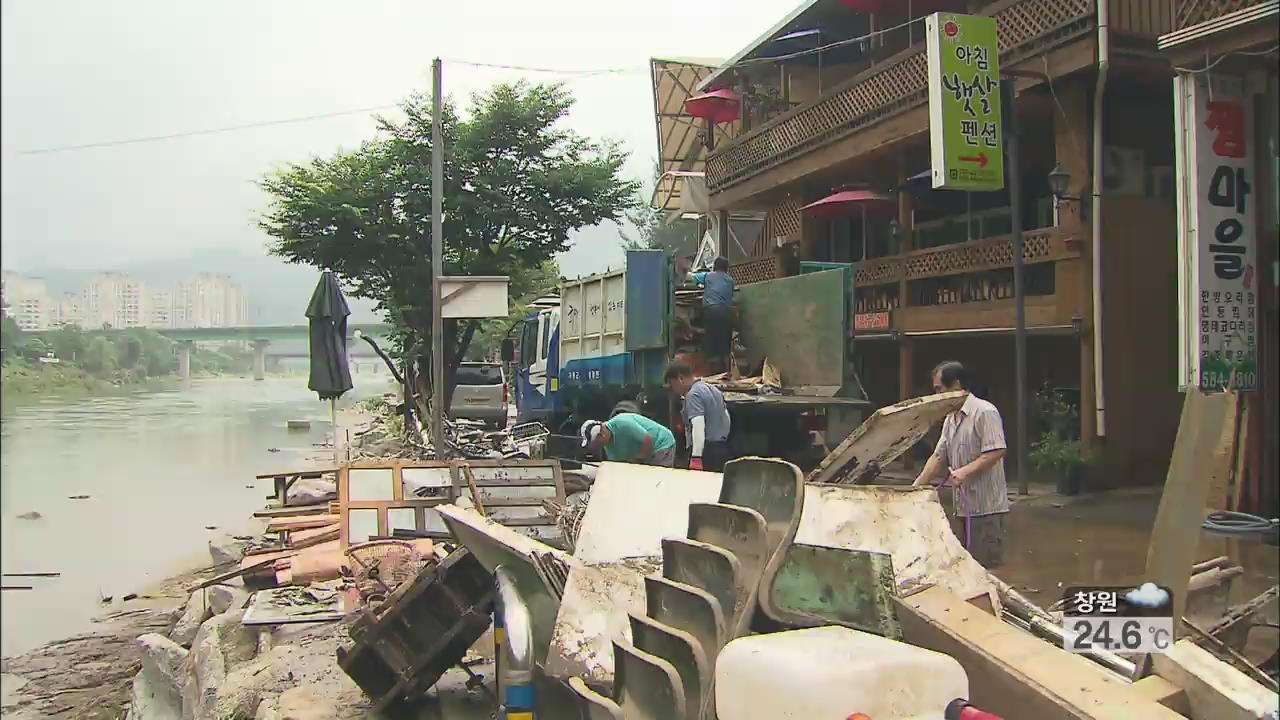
[800,189,895,217]
[685,89,742,124]
[802,189,896,262]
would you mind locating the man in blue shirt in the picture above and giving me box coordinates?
[693,257,735,373]
[581,413,677,467]
[664,361,732,471]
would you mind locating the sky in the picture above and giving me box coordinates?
[0,0,785,302]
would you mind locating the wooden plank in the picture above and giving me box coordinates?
[289,522,340,544]
[896,587,1184,720]
[1152,639,1280,720]
[252,503,331,519]
[266,514,341,533]
[1145,389,1234,630]
[1205,389,1241,512]
[1229,395,1250,512]
[255,468,336,480]
[1131,676,1191,716]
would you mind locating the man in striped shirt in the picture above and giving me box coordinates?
[912,361,1010,567]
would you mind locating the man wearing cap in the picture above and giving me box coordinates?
[581,412,677,467]
[664,361,732,471]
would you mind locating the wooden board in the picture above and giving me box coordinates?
[896,586,1184,720]
[1205,390,1241,512]
[1145,390,1233,629]
[1152,639,1279,720]
[252,503,331,519]
[808,390,967,484]
[266,515,340,533]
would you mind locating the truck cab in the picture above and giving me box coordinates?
[513,302,561,428]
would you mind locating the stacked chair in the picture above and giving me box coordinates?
[566,457,804,719]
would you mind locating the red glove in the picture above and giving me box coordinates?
[689,457,704,471]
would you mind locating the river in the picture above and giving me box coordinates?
[0,375,390,657]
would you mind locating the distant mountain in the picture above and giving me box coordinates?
[10,248,384,326]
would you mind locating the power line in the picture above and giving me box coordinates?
[16,30,930,157]
[442,59,644,75]
[19,103,404,156]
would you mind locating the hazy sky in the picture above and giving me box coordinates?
[1,0,782,280]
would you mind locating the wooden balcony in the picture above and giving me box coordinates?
[851,227,1088,333]
[705,0,1097,196]
[1173,0,1269,31]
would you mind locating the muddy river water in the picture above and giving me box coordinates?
[0,376,389,657]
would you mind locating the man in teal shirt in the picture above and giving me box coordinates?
[580,413,676,467]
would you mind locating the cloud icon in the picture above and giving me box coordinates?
[1126,583,1170,609]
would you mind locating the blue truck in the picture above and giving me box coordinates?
[506,250,868,463]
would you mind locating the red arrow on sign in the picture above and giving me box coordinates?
[959,153,989,168]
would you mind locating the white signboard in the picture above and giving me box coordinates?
[439,276,509,319]
[1174,72,1257,391]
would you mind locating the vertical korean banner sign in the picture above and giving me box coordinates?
[926,12,1005,192]
[1174,72,1258,391]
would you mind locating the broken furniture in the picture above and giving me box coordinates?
[807,390,966,484]
[256,467,336,507]
[339,459,567,550]
[337,547,494,716]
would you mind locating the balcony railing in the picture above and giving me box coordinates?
[1174,0,1267,30]
[852,227,1084,307]
[706,0,1097,194]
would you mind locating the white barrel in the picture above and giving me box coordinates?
[715,625,968,720]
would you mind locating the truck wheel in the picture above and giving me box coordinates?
[610,401,640,418]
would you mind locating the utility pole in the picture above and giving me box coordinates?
[1003,77,1028,495]
[430,57,446,458]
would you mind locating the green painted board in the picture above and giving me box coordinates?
[768,543,902,640]
[736,268,848,393]
[926,12,1004,191]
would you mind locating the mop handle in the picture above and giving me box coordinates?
[936,471,972,550]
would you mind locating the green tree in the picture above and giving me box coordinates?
[81,336,118,374]
[619,163,700,258]
[49,325,87,364]
[259,82,637,405]
[1,315,22,360]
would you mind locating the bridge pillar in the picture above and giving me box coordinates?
[252,339,270,381]
[177,341,193,379]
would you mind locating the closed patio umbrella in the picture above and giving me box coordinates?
[306,270,353,463]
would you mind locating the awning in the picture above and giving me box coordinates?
[649,57,733,212]
[685,89,742,124]
[800,189,895,217]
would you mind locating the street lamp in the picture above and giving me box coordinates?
[1048,163,1079,203]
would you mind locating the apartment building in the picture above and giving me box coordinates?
[148,289,175,329]
[83,272,147,329]
[173,273,248,328]
[2,271,51,331]
[51,292,85,328]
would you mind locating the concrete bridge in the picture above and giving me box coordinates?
[159,324,393,380]
[28,323,396,381]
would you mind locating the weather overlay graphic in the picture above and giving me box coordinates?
[1061,583,1175,654]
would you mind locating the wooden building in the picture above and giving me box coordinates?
[1158,1,1277,513]
[650,0,1275,490]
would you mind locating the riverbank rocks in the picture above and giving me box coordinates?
[125,634,187,720]
[209,533,249,566]
[285,477,336,505]
[170,590,212,647]
[182,609,259,719]
[209,584,250,615]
